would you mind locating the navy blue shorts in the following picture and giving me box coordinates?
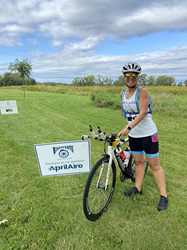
[129,133,159,158]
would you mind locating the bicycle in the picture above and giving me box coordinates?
[82,125,148,221]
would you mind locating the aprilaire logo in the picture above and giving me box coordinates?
[49,164,83,172]
[53,145,74,158]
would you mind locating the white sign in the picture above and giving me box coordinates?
[34,140,91,177]
[0,100,18,114]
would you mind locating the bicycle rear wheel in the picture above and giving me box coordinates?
[83,155,116,221]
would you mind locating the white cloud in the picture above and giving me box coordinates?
[0,0,187,82]
[1,0,187,45]
[29,45,187,83]
[2,24,33,35]
[50,40,63,47]
[26,38,40,46]
[0,62,9,73]
[0,35,22,47]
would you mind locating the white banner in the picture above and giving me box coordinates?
[34,140,91,177]
[0,100,18,114]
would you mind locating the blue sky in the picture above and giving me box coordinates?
[0,0,187,84]
[96,32,187,56]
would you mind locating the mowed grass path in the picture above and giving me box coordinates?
[0,88,187,250]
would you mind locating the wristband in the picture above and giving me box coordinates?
[127,126,132,131]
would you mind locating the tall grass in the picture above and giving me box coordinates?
[3,84,187,95]
[4,85,187,117]
[0,87,187,249]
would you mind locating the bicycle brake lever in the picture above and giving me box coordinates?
[89,125,96,138]
[97,126,106,140]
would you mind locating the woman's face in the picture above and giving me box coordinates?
[124,72,138,88]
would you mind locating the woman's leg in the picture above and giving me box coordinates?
[133,154,145,192]
[124,153,145,195]
[147,156,167,198]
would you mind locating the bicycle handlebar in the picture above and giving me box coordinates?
[81,135,92,140]
[81,125,129,146]
[117,137,129,146]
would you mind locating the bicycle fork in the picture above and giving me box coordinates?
[97,145,117,191]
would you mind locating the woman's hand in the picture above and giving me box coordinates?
[117,126,130,137]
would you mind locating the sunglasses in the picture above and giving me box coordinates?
[124,73,138,78]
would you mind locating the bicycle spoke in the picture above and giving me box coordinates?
[89,190,107,213]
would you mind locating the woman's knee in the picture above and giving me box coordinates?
[150,164,162,172]
[134,160,145,167]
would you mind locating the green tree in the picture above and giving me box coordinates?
[71,77,83,86]
[0,72,23,86]
[113,75,124,86]
[139,74,148,86]
[71,75,113,86]
[156,75,176,86]
[184,80,187,86]
[8,58,33,98]
[83,75,95,86]
[105,77,113,85]
[0,72,36,87]
[96,75,113,85]
[11,73,23,85]
[25,77,37,85]
[147,75,156,86]
[0,73,12,86]
[96,75,103,85]
[0,75,5,86]
[178,82,183,86]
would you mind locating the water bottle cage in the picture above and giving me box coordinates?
[117,155,125,171]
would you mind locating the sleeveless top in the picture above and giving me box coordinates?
[122,88,157,138]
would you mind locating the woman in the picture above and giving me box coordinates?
[118,62,168,211]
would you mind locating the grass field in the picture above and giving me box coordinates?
[0,87,187,249]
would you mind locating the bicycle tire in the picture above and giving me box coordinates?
[83,155,116,221]
[130,155,149,182]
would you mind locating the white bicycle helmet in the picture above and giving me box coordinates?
[122,62,141,74]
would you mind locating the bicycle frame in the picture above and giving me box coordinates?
[102,140,129,190]
[105,145,115,189]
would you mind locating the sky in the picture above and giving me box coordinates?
[0,0,187,84]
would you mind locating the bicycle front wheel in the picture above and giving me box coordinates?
[83,155,116,221]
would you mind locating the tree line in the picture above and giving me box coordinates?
[0,72,36,86]
[1,72,187,87]
[72,74,187,86]
[0,73,69,87]
[71,75,113,86]
[1,58,187,87]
